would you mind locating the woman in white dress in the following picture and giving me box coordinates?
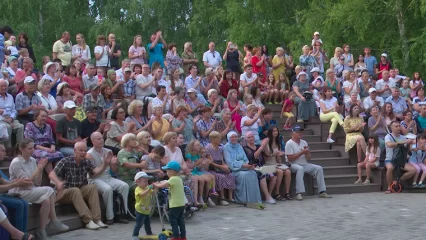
[8,139,69,239]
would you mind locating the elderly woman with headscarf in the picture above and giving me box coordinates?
[104,69,124,99]
[223,131,264,209]
[292,71,317,122]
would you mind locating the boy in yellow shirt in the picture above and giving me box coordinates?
[154,161,186,240]
[132,171,155,240]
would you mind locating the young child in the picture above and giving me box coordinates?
[140,145,166,180]
[281,93,295,130]
[132,171,155,240]
[276,72,290,103]
[399,79,412,106]
[17,48,29,69]
[266,74,276,104]
[154,161,187,240]
[355,135,380,184]
[311,31,323,46]
[409,135,426,187]
[4,40,19,57]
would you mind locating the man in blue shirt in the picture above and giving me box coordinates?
[363,47,377,76]
[0,26,14,69]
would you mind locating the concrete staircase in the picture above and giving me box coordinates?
[266,104,382,195]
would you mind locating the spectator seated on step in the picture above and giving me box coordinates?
[343,104,367,164]
[80,107,110,148]
[0,143,30,234]
[56,101,83,157]
[15,76,43,126]
[292,71,317,122]
[258,108,285,150]
[105,107,136,155]
[383,121,417,194]
[285,126,332,201]
[414,104,426,134]
[50,141,109,230]
[86,132,129,225]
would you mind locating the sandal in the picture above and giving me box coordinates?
[22,233,34,240]
[284,193,293,200]
[273,194,285,201]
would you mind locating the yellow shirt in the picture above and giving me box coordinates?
[272,55,286,82]
[52,40,72,66]
[135,186,154,215]
[152,119,170,141]
[168,176,185,208]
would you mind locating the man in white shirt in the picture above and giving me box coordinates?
[363,88,384,111]
[115,59,130,81]
[135,64,155,100]
[239,64,258,95]
[375,70,395,99]
[285,126,331,200]
[202,42,222,69]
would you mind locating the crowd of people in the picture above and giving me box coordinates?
[0,26,423,239]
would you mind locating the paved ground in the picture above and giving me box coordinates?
[53,192,425,240]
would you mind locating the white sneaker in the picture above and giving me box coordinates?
[295,193,303,201]
[207,197,216,207]
[198,197,205,204]
[220,200,229,206]
[326,138,335,143]
[96,220,108,228]
[85,221,100,230]
[265,198,276,204]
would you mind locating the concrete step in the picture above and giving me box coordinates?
[310,157,350,167]
[314,183,381,194]
[324,174,369,185]
[301,135,321,142]
[309,150,341,158]
[305,142,332,150]
[323,165,357,175]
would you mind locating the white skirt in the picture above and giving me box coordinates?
[10,186,54,204]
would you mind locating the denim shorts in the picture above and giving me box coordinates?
[384,160,395,168]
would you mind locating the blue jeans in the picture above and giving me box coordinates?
[132,212,152,237]
[0,204,10,240]
[0,195,29,232]
[169,206,186,238]
[59,147,75,157]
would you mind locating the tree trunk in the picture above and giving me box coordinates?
[394,0,409,71]
[38,3,43,46]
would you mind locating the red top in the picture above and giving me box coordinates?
[62,75,83,94]
[377,61,392,79]
[283,99,294,112]
[251,55,267,84]
[220,79,238,98]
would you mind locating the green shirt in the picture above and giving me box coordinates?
[135,186,154,215]
[117,149,142,185]
[168,176,185,208]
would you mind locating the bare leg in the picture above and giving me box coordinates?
[227,189,233,200]
[192,176,200,204]
[39,198,50,230]
[385,164,394,190]
[284,169,291,193]
[198,177,205,202]
[44,163,53,175]
[274,169,284,195]
[259,178,272,200]
[48,194,58,221]
[0,218,28,240]
[357,163,363,180]
[268,176,277,195]
[401,163,417,181]
[365,163,376,180]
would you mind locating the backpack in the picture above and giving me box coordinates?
[389,134,409,168]
[113,191,126,217]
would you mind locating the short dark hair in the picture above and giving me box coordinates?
[0,26,13,35]
[261,108,272,116]
[156,85,166,93]
[111,107,125,120]
[152,145,165,157]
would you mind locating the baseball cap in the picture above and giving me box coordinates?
[134,171,153,182]
[205,67,214,75]
[381,53,387,58]
[86,106,98,113]
[63,100,77,109]
[187,88,197,94]
[45,62,58,72]
[161,161,181,172]
[292,126,304,132]
[24,76,35,84]
[7,56,17,64]
[89,83,100,91]
[314,31,320,35]
[124,67,132,72]
[368,88,377,93]
[310,67,321,73]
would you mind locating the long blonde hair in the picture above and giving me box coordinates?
[76,33,87,50]
[133,35,142,47]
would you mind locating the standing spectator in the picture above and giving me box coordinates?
[410,72,423,98]
[9,139,69,239]
[223,42,242,80]
[50,141,109,229]
[15,76,43,125]
[108,33,122,70]
[17,33,36,63]
[363,47,377,76]
[376,53,392,79]
[342,44,354,69]
[135,64,155,100]
[354,55,367,77]
[286,126,331,200]
[181,42,198,75]
[52,31,72,67]
[251,47,267,84]
[201,68,220,97]
[271,47,289,83]
[94,35,110,68]
[128,35,146,68]
[87,132,129,225]
[41,62,62,97]
[165,43,183,75]
[312,41,328,73]
[185,65,203,93]
[168,68,184,93]
[147,31,167,68]
[329,47,343,70]
[203,42,222,69]
[0,79,23,148]
[0,26,14,68]
[299,45,316,78]
[56,101,82,157]
[243,44,253,65]
[71,33,91,66]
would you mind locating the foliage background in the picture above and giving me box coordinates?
[1,0,425,74]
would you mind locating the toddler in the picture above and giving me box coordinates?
[281,92,295,130]
[132,171,155,240]
[311,31,323,46]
